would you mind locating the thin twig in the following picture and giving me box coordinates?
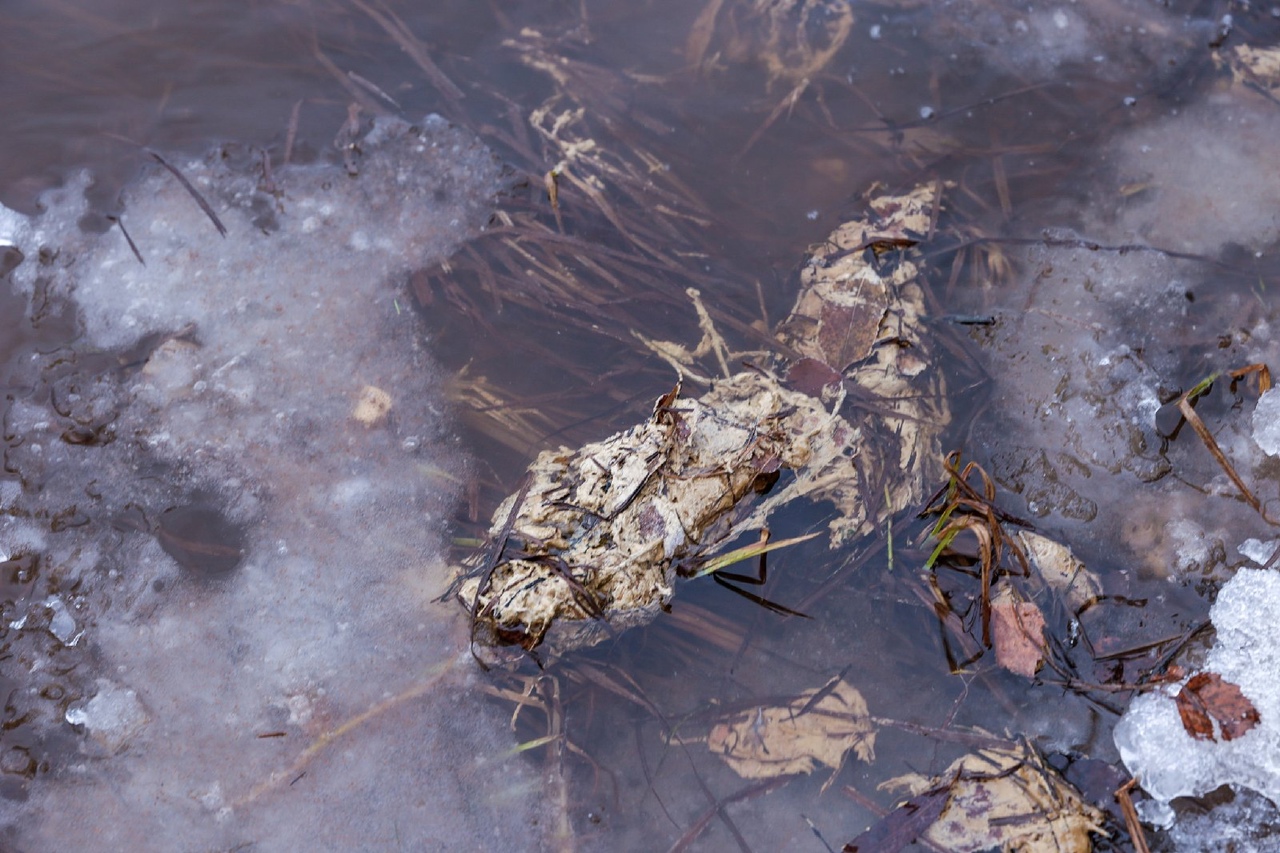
[148,150,227,237]
[1177,395,1270,522]
[106,215,145,265]
[234,659,455,808]
[467,476,533,668]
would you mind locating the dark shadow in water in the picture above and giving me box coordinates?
[156,501,246,580]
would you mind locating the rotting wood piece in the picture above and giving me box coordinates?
[452,183,950,663]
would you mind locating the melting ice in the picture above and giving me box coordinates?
[1115,569,1280,828]
[0,116,553,849]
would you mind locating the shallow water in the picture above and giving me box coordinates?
[5,1,1280,851]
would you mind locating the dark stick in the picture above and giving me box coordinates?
[148,150,228,237]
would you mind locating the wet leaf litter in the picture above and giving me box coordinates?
[438,28,1110,840]
[452,183,949,661]
[4,1,1280,851]
[428,4,1280,850]
[705,676,875,787]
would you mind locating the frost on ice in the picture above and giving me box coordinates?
[0,117,556,849]
[1251,387,1280,457]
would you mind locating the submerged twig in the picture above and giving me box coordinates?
[346,70,402,110]
[234,659,456,809]
[1115,777,1152,853]
[348,0,463,103]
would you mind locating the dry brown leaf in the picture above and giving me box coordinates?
[880,740,1106,853]
[990,584,1046,679]
[1176,671,1261,743]
[707,676,875,787]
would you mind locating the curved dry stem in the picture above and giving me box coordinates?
[233,658,456,810]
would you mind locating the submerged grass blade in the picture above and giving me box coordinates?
[884,483,895,571]
[510,734,560,754]
[1185,371,1221,401]
[691,532,820,578]
[923,526,960,571]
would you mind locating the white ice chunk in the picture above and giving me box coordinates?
[1114,569,1280,825]
[1252,387,1280,456]
[1166,518,1216,574]
[65,680,149,754]
[0,518,47,557]
[0,200,29,257]
[1238,538,1277,566]
[43,596,79,646]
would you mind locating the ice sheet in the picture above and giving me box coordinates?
[0,117,555,849]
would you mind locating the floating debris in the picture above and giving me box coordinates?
[689,0,857,86]
[352,384,393,426]
[1218,44,1280,97]
[453,183,950,661]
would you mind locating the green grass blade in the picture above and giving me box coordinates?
[691,532,821,578]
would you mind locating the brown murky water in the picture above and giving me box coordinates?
[6,1,1280,851]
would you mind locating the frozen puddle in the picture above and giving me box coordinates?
[0,117,552,849]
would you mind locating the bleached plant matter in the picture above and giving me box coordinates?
[454,183,950,662]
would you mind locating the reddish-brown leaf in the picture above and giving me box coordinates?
[990,590,1046,678]
[1176,672,1261,742]
[785,357,844,397]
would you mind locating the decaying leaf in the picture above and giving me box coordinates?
[1017,530,1101,611]
[1218,44,1280,96]
[990,584,1046,679]
[880,740,1107,853]
[842,783,951,853]
[776,182,936,374]
[351,384,392,426]
[1175,671,1261,743]
[707,676,875,786]
[453,183,949,661]
[712,0,856,86]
